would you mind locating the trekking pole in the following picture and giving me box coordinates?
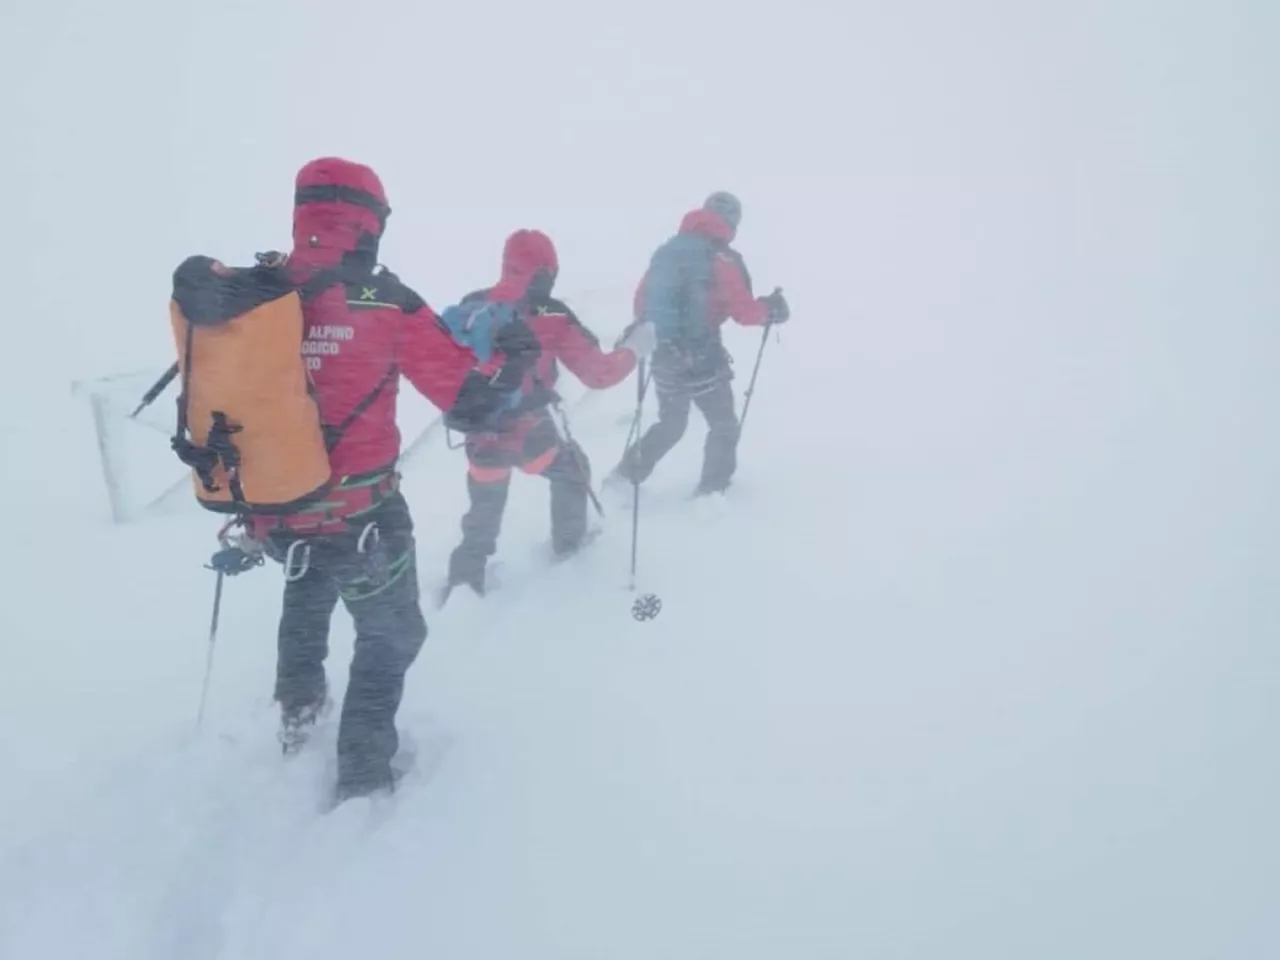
[195,568,225,731]
[619,364,651,464]
[190,519,265,729]
[738,323,775,435]
[131,361,180,418]
[628,360,646,591]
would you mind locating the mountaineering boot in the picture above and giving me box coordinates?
[332,768,398,806]
[692,379,740,495]
[550,524,602,563]
[279,688,331,754]
[604,461,638,491]
[693,477,732,497]
[443,471,509,602]
[545,443,590,558]
[331,739,419,808]
[446,544,488,598]
[600,467,633,507]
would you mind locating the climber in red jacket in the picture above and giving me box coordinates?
[441,228,656,600]
[612,192,789,496]
[257,157,539,804]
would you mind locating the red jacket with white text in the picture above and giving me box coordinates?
[287,158,492,480]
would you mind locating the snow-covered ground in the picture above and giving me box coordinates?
[3,2,1278,958]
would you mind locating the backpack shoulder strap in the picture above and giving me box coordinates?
[297,264,401,454]
[374,266,431,315]
[322,363,398,454]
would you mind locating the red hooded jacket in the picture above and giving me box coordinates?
[633,208,770,328]
[451,229,638,467]
[287,158,489,481]
[467,229,638,396]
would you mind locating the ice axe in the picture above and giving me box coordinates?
[131,361,180,418]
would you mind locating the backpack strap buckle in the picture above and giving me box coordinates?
[172,435,222,493]
[172,411,246,501]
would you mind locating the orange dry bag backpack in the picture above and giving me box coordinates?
[168,254,333,515]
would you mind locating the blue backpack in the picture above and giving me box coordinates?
[438,295,527,427]
[439,296,521,366]
[638,232,717,347]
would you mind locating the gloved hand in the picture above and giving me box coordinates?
[762,287,790,325]
[208,542,264,576]
[616,320,657,360]
[254,250,289,268]
[211,524,266,573]
[491,317,541,391]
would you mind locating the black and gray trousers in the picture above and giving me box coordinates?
[447,410,593,593]
[616,342,741,494]
[269,491,427,795]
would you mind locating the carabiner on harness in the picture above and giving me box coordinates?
[356,520,392,586]
[357,521,380,555]
[283,539,312,582]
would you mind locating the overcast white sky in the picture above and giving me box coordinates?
[4,0,1274,399]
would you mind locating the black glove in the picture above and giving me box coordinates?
[491,317,542,391]
[445,374,500,433]
[254,250,289,268]
[763,287,790,325]
[447,318,544,433]
[207,544,264,576]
